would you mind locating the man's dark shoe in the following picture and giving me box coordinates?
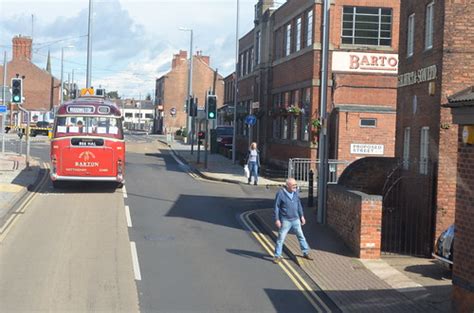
[273,256,282,264]
[303,253,313,261]
[254,182,257,185]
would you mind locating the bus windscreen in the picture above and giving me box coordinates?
[54,116,123,139]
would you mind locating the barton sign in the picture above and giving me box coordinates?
[332,51,398,74]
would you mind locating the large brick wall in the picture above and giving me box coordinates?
[335,110,396,161]
[264,0,399,168]
[452,132,474,312]
[327,185,383,259]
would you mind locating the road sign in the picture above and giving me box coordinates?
[0,105,6,113]
[245,114,257,126]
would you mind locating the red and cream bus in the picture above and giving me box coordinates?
[50,95,125,188]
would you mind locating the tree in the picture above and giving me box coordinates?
[146,93,152,101]
[107,91,120,99]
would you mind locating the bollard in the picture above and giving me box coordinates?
[308,170,314,207]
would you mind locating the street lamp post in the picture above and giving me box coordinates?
[60,45,74,104]
[179,27,194,153]
[232,0,240,164]
[317,0,331,224]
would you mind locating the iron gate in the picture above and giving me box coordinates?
[288,158,350,189]
[381,161,437,257]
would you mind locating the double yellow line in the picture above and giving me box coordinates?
[240,210,331,313]
[0,162,50,242]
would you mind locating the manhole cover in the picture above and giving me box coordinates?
[144,234,175,241]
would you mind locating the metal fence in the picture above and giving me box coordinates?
[288,158,350,189]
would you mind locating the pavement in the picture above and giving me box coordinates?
[0,134,453,312]
[157,135,453,313]
[0,151,43,231]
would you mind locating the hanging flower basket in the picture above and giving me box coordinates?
[287,105,301,115]
[311,118,322,129]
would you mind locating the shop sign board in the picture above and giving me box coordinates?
[332,51,398,74]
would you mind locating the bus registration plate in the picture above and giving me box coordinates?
[71,138,104,147]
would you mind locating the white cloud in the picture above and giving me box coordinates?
[0,0,256,98]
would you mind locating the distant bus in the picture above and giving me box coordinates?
[50,96,125,188]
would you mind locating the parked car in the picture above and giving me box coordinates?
[215,126,233,148]
[433,224,454,268]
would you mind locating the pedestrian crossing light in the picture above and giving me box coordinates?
[207,94,217,120]
[11,78,23,104]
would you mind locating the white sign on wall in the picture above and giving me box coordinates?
[350,143,384,155]
[332,51,398,74]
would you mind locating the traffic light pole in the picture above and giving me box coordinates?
[2,51,7,154]
[18,104,30,169]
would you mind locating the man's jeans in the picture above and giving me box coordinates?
[274,218,310,257]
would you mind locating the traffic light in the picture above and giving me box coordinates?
[207,94,217,120]
[189,97,197,117]
[11,78,23,104]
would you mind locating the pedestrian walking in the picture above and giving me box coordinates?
[246,142,260,185]
[273,178,313,264]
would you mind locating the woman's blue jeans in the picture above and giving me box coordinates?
[274,218,310,257]
[248,161,258,183]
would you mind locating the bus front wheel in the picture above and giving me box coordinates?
[116,182,124,189]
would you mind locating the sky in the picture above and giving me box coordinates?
[0,0,276,100]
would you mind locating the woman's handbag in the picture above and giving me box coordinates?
[243,164,250,178]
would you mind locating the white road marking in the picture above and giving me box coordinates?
[125,205,132,227]
[122,185,128,198]
[130,242,142,281]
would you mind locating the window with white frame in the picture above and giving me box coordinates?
[425,2,434,50]
[282,117,288,139]
[403,127,410,169]
[306,10,313,47]
[255,31,261,65]
[296,17,302,52]
[419,127,429,174]
[240,53,244,76]
[285,23,292,56]
[248,48,253,73]
[342,6,392,46]
[407,13,415,57]
[360,118,377,127]
[273,117,280,138]
[291,116,298,140]
[300,88,310,141]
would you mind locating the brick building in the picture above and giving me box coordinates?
[387,0,474,260]
[446,88,474,312]
[154,51,224,134]
[0,36,60,122]
[227,0,400,168]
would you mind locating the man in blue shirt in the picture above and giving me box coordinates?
[273,178,313,264]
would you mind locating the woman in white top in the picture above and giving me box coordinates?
[246,142,261,185]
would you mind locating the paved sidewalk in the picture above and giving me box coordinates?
[0,152,42,229]
[157,136,452,313]
[157,135,283,186]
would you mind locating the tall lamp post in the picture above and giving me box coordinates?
[60,45,74,104]
[317,0,331,224]
[179,27,194,152]
[232,0,240,164]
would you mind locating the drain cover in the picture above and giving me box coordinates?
[144,234,175,241]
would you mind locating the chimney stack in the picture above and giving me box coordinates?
[12,35,33,61]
